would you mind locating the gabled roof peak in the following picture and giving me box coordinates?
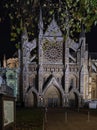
[44,16,62,37]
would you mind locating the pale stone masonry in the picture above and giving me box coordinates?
[20,9,97,107]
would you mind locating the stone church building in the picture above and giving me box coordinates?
[21,9,97,107]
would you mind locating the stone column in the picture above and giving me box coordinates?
[65,65,69,93]
[64,37,70,93]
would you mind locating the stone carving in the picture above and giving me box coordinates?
[44,17,62,37]
[43,41,62,63]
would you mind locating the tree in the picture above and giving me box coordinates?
[0,0,97,42]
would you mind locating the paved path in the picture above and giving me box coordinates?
[44,108,97,130]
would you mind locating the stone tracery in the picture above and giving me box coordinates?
[43,41,62,63]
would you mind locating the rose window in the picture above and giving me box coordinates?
[44,43,62,62]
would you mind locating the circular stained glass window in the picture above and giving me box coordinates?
[44,43,62,62]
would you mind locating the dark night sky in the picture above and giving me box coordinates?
[86,25,97,52]
[0,17,97,64]
[0,18,17,63]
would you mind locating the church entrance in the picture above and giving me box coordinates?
[48,97,59,107]
[44,85,62,107]
[68,92,79,108]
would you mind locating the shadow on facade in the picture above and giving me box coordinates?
[32,92,37,107]
[68,92,78,108]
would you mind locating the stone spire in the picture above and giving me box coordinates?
[38,5,44,105]
[38,6,43,38]
[21,27,28,43]
[79,24,86,57]
[79,24,85,38]
[3,55,7,68]
[38,6,44,64]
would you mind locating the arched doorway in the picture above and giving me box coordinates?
[44,85,62,107]
[26,92,37,107]
[68,91,78,108]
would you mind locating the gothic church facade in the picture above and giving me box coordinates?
[21,10,97,107]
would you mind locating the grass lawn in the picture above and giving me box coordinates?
[16,107,44,130]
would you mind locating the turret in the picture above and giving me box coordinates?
[79,25,89,99]
[38,6,44,65]
[38,7,44,106]
[79,25,86,66]
[79,25,86,51]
